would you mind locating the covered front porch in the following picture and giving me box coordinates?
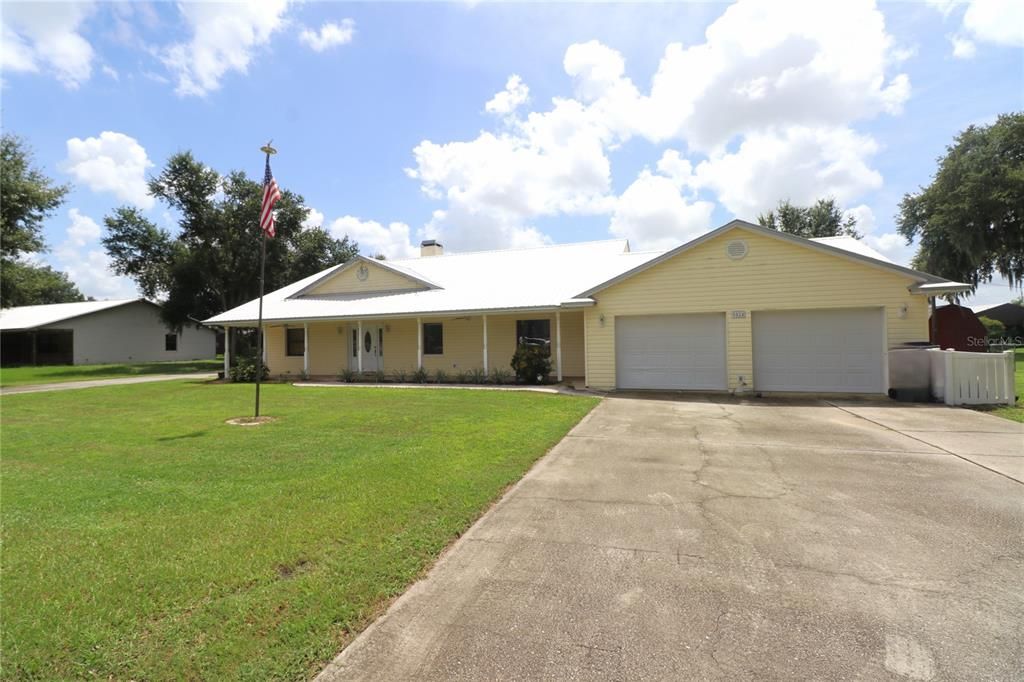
[225,309,586,383]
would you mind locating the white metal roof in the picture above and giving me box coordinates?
[206,240,661,325]
[809,236,894,263]
[0,299,143,331]
[205,223,969,327]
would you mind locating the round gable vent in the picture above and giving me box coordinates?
[726,239,748,260]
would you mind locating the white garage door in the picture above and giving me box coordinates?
[615,313,726,390]
[753,308,884,393]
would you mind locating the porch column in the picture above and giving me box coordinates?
[262,326,268,363]
[357,320,363,373]
[223,327,230,377]
[482,314,489,373]
[303,323,309,375]
[417,317,423,369]
[555,311,563,382]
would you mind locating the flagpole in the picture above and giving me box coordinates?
[255,142,277,418]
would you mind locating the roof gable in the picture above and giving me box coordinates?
[575,220,949,298]
[293,256,439,298]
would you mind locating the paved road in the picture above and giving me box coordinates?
[318,395,1023,681]
[0,373,216,395]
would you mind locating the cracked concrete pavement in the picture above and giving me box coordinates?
[317,395,1024,681]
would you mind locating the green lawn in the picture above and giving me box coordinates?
[0,358,221,387]
[969,347,1024,423]
[1,382,598,680]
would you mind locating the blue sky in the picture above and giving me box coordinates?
[2,0,1022,308]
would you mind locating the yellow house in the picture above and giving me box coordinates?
[205,220,969,394]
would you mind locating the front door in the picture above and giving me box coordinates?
[352,326,384,372]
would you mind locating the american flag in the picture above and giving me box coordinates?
[260,156,282,238]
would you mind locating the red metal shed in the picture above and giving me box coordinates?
[930,304,988,352]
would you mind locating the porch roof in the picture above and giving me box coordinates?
[205,239,662,326]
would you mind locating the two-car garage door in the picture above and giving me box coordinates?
[615,314,726,390]
[753,308,884,394]
[614,308,884,394]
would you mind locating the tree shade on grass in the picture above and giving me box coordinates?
[0,359,222,387]
[1,381,598,680]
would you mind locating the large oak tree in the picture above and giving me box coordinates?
[897,112,1024,292]
[103,152,358,332]
[0,134,85,307]
[757,198,861,239]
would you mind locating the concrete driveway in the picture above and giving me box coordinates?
[319,396,1024,681]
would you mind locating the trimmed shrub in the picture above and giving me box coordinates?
[337,368,356,383]
[434,369,448,384]
[467,367,488,384]
[454,370,469,384]
[412,367,429,384]
[391,369,408,383]
[510,344,551,385]
[229,356,269,383]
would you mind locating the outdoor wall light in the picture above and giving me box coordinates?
[599,313,606,327]
[385,324,391,332]
[898,303,908,319]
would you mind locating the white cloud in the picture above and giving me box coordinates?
[101,64,119,80]
[950,35,977,58]
[610,170,715,250]
[52,209,139,299]
[66,208,101,245]
[60,132,154,209]
[865,232,916,266]
[328,216,419,259]
[690,126,883,218]
[161,0,290,97]
[843,204,879,234]
[963,0,1024,47]
[485,74,529,115]
[302,208,325,229]
[931,0,1024,55]
[0,1,95,88]
[405,0,908,250]
[298,19,355,52]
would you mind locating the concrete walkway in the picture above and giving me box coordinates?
[0,373,216,395]
[318,395,1023,681]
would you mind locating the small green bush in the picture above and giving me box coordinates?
[468,367,488,384]
[337,368,356,383]
[489,367,513,385]
[454,370,468,384]
[510,345,551,385]
[391,369,408,383]
[298,369,310,381]
[412,367,429,384]
[434,369,448,384]
[229,357,269,383]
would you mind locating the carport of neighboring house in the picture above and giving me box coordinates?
[579,223,968,394]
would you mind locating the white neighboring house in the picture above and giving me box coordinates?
[0,299,216,366]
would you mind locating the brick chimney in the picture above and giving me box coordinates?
[420,239,444,257]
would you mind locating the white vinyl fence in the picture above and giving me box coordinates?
[929,349,1016,406]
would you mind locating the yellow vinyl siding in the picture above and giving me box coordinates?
[264,311,586,379]
[585,228,929,391]
[264,324,304,376]
[307,261,426,296]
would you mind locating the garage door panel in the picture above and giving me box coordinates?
[616,313,726,390]
[753,308,883,393]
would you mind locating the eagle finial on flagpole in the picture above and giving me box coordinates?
[260,140,277,156]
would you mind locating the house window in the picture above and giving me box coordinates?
[423,322,443,355]
[352,329,357,357]
[286,328,305,356]
[516,319,551,351]
[165,333,178,351]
